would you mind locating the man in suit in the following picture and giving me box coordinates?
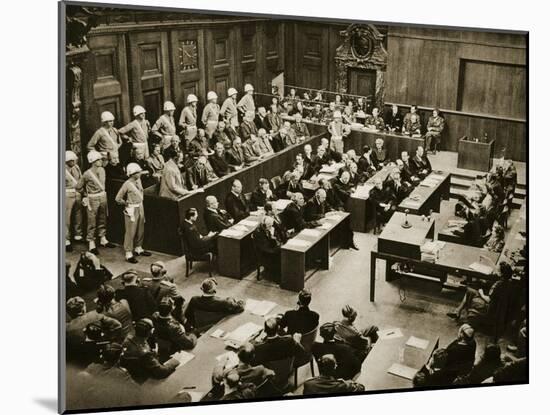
[303,355,365,395]
[399,150,419,184]
[210,142,231,178]
[384,104,403,132]
[411,146,432,179]
[364,106,385,131]
[318,178,343,211]
[280,192,316,233]
[312,322,362,380]
[142,261,185,322]
[402,104,422,136]
[357,145,376,182]
[291,112,310,140]
[240,110,259,142]
[303,189,328,222]
[255,106,270,131]
[225,137,246,169]
[270,129,287,153]
[384,168,410,207]
[250,178,277,211]
[280,121,298,147]
[276,171,304,199]
[115,270,157,321]
[242,133,263,164]
[253,317,306,366]
[204,195,233,233]
[181,207,217,256]
[225,179,250,222]
[184,278,245,329]
[369,177,392,229]
[279,290,320,335]
[256,128,275,157]
[159,147,189,200]
[370,138,388,169]
[211,120,232,149]
[186,155,212,190]
[310,145,329,174]
[333,171,355,208]
[266,103,283,134]
[252,216,283,280]
[302,144,316,180]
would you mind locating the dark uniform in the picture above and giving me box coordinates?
[303,375,364,395]
[280,306,320,335]
[184,295,245,328]
[151,311,197,361]
[180,219,216,256]
[120,335,176,382]
[249,187,277,211]
[115,285,157,321]
[252,226,283,279]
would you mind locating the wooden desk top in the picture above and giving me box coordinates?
[351,166,393,200]
[379,213,435,247]
[399,171,450,211]
[436,242,499,272]
[281,211,350,253]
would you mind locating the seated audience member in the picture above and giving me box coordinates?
[310,102,324,122]
[188,128,212,157]
[266,103,283,134]
[364,107,385,131]
[255,106,270,131]
[333,171,355,207]
[399,150,419,184]
[115,270,157,321]
[252,216,283,280]
[253,317,306,365]
[210,142,231,178]
[453,205,485,247]
[204,195,233,232]
[159,147,189,200]
[120,318,179,382]
[96,284,133,341]
[279,289,320,335]
[280,192,317,233]
[163,135,183,161]
[415,349,456,387]
[186,155,212,190]
[184,278,245,329]
[224,121,240,143]
[312,322,362,380]
[411,146,432,178]
[490,357,527,384]
[276,171,304,199]
[370,138,388,169]
[304,188,328,222]
[152,297,197,360]
[71,251,112,291]
[334,305,379,361]
[128,146,151,174]
[302,144,316,180]
[319,178,343,211]
[146,143,165,181]
[250,178,277,211]
[303,354,365,395]
[384,168,410,206]
[242,134,263,163]
[347,162,361,186]
[444,323,477,378]
[292,112,310,140]
[226,137,246,169]
[342,105,355,125]
[454,343,503,385]
[484,222,506,253]
[142,261,185,322]
[66,296,122,363]
[264,202,289,243]
[211,120,232,149]
[181,207,217,255]
[447,262,513,331]
[354,96,368,115]
[384,104,403,132]
[271,130,287,154]
[369,177,392,228]
[425,108,445,153]
[256,128,274,156]
[280,121,298,147]
[402,104,422,136]
[240,110,259,142]
[220,370,256,401]
[357,145,376,181]
[225,179,250,222]
[105,151,126,180]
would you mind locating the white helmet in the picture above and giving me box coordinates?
[186,94,198,104]
[227,87,238,97]
[100,111,115,123]
[333,110,342,119]
[133,105,146,117]
[126,163,143,177]
[207,91,218,101]
[87,150,103,164]
[163,101,176,111]
[66,150,78,163]
[244,83,254,93]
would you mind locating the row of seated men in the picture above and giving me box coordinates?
[451,159,518,252]
[66,258,526,407]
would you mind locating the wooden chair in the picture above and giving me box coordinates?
[178,226,214,278]
[264,356,295,392]
[293,326,318,387]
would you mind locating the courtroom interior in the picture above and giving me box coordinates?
[63,4,527,411]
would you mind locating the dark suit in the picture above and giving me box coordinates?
[280,306,319,335]
[239,120,258,141]
[209,154,231,177]
[115,286,157,321]
[333,180,354,207]
[211,130,232,149]
[266,113,283,133]
[384,178,410,206]
[271,132,286,153]
[151,312,197,361]
[384,110,403,131]
[280,202,309,232]
[180,220,216,256]
[302,155,316,180]
[250,187,277,210]
[325,187,343,211]
[225,146,245,166]
[292,122,310,138]
[252,226,282,278]
[303,198,327,222]
[312,341,362,380]
[357,155,376,181]
[185,165,208,189]
[224,125,239,142]
[253,335,305,365]
[120,335,176,382]
[184,295,244,328]
[400,160,417,183]
[275,181,304,199]
[303,375,364,395]
[225,191,250,223]
[204,208,232,233]
[411,155,432,178]
[369,186,392,224]
[370,148,388,168]
[254,115,270,131]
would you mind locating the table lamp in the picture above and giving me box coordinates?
[401,209,412,229]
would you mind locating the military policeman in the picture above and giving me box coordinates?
[220,87,239,129]
[328,110,351,154]
[237,83,255,119]
[178,94,199,144]
[202,91,220,137]
[152,101,177,150]
[115,162,151,263]
[77,150,115,254]
[118,105,151,159]
[65,150,83,252]
[87,111,122,155]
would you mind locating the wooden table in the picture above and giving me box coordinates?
[357,330,439,391]
[378,212,435,260]
[458,137,495,172]
[281,211,350,292]
[398,171,451,215]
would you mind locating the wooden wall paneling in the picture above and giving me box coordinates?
[169,28,205,117]
[265,21,282,87]
[206,28,235,103]
[127,31,171,125]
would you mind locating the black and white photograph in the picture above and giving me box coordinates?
[57,1,530,413]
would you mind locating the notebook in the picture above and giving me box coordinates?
[405,336,430,350]
[387,363,418,380]
[245,299,277,316]
[224,322,263,348]
[171,351,195,368]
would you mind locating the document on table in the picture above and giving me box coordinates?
[353,185,372,199]
[378,328,404,340]
[273,199,292,211]
[210,328,227,339]
[301,228,322,237]
[220,229,245,238]
[403,199,421,208]
[171,350,195,368]
[239,219,258,227]
[216,351,240,369]
[232,224,250,232]
[469,262,494,275]
[387,363,418,380]
[319,222,332,230]
[225,322,263,345]
[286,239,311,248]
[245,299,277,316]
[420,180,438,188]
[405,336,430,350]
[429,174,446,181]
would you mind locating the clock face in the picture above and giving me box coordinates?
[179,40,198,71]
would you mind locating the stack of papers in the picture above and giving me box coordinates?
[405,336,430,350]
[404,199,421,208]
[216,351,240,369]
[353,185,372,199]
[430,173,446,180]
[387,363,418,380]
[273,199,292,211]
[232,224,250,232]
[245,299,277,316]
[378,328,404,340]
[225,322,263,348]
[420,179,438,188]
[301,229,322,237]
[421,241,446,254]
[469,262,494,275]
[210,328,227,339]
[319,222,332,230]
[220,229,245,238]
[171,351,195,368]
[239,219,258,227]
[286,239,311,248]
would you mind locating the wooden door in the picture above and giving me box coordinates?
[205,28,236,103]
[348,68,377,102]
